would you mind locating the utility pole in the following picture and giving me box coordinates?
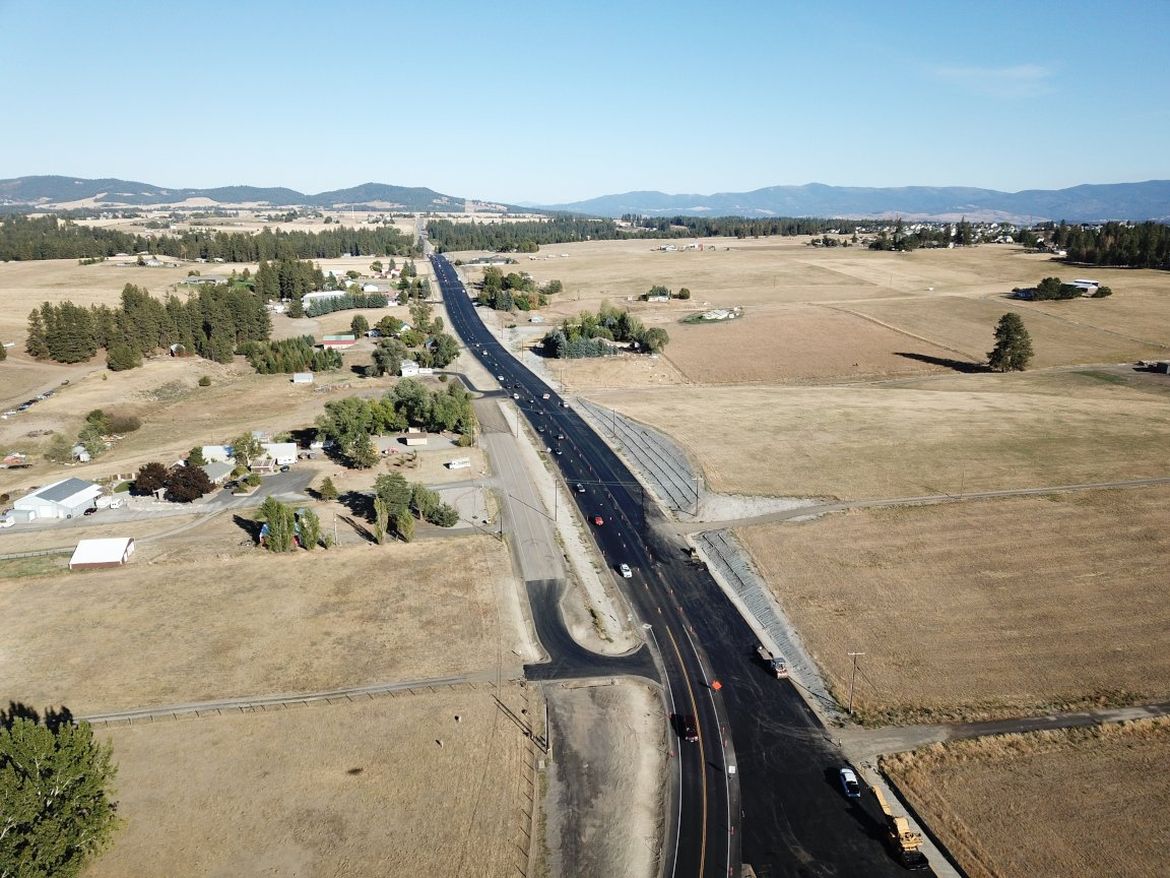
[847,652,866,716]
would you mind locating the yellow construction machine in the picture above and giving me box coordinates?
[870,784,930,870]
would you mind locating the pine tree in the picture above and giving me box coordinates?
[298,508,321,550]
[318,477,339,502]
[0,708,119,878]
[25,307,49,359]
[350,433,379,469]
[988,312,1034,372]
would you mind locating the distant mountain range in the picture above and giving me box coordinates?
[2,175,1168,223]
[542,181,1170,223]
[0,175,501,213]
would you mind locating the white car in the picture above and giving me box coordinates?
[0,517,15,529]
[542,393,550,400]
[619,563,633,579]
[839,767,861,798]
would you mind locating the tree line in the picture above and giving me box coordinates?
[26,282,270,368]
[315,379,477,467]
[541,304,669,359]
[238,336,342,374]
[1051,221,1170,269]
[477,266,560,311]
[0,215,418,262]
[426,217,622,252]
[303,291,389,317]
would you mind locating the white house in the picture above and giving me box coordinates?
[261,442,298,467]
[400,360,420,377]
[302,290,346,308]
[201,445,233,463]
[13,478,102,521]
[361,283,382,293]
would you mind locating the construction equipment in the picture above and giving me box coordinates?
[755,644,789,679]
[870,784,929,870]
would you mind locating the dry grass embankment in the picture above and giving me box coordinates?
[739,486,1170,724]
[85,688,535,878]
[882,718,1170,878]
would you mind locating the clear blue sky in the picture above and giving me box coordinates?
[1,0,1167,203]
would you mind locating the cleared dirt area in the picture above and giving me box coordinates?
[544,680,665,878]
[590,370,1170,498]
[86,688,535,878]
[664,304,958,383]
[883,718,1170,878]
[0,534,518,713]
[739,486,1170,724]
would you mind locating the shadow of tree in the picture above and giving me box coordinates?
[894,351,989,374]
[1,701,74,732]
[231,513,263,544]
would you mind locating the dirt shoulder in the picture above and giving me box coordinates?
[543,679,666,878]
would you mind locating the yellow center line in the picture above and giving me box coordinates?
[662,620,708,877]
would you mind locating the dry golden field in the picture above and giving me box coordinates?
[883,719,1170,878]
[663,304,960,383]
[0,535,516,714]
[846,294,1168,368]
[86,688,535,878]
[738,486,1170,724]
[458,238,1170,389]
[591,369,1170,499]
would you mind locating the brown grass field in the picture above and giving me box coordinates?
[846,294,1168,368]
[663,304,960,383]
[86,688,534,878]
[883,719,1170,878]
[456,237,1170,389]
[590,369,1170,499]
[738,486,1170,724]
[0,534,516,714]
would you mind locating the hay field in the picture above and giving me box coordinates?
[456,238,1056,318]
[591,370,1170,498]
[739,486,1170,724]
[663,304,959,383]
[0,535,516,713]
[846,294,1168,367]
[883,719,1170,878]
[87,689,534,878]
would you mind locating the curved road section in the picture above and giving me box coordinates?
[431,254,919,878]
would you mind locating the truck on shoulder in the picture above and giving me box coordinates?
[870,784,930,870]
[755,645,789,679]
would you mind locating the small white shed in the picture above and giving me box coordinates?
[70,537,135,570]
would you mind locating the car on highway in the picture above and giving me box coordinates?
[512,393,520,400]
[556,433,564,440]
[542,393,550,400]
[497,375,504,381]
[592,515,604,526]
[575,483,585,493]
[619,563,633,578]
[839,767,861,798]
[673,713,700,743]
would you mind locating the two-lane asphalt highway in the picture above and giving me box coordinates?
[431,254,923,878]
